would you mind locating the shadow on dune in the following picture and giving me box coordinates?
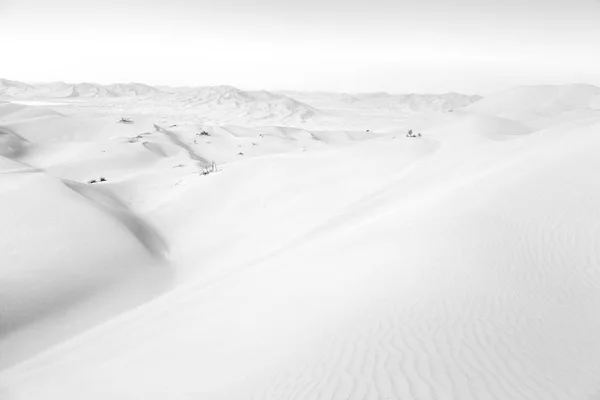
[1,274,174,370]
[0,155,43,175]
[0,258,174,369]
[142,141,169,157]
[0,126,30,159]
[62,180,169,259]
[154,124,211,169]
[0,180,173,369]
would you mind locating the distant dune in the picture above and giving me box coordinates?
[466,83,600,128]
[279,90,482,112]
[1,78,482,128]
[0,79,166,99]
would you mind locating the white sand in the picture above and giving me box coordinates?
[1,82,599,400]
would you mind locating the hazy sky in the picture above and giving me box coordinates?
[1,0,599,94]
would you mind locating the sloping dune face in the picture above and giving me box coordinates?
[0,127,30,159]
[466,84,600,129]
[1,83,600,400]
[4,122,600,400]
[0,171,171,369]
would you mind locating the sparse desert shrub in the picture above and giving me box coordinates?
[199,161,218,176]
[405,130,422,138]
[199,130,210,136]
[128,134,144,143]
[88,176,107,184]
[118,117,133,124]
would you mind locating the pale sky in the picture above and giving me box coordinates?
[1,0,599,94]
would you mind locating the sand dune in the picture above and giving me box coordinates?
[1,82,600,400]
[279,90,481,113]
[0,80,165,99]
[0,171,171,369]
[466,83,600,129]
[0,127,30,159]
[1,79,483,129]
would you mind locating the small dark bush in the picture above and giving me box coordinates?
[407,129,423,138]
[199,162,218,176]
[405,130,422,138]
